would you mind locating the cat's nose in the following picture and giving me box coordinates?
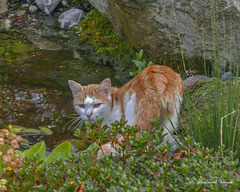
[85,111,93,118]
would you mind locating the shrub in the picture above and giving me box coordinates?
[0,126,24,191]
[3,120,240,191]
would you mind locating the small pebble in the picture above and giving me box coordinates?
[16,10,26,16]
[21,4,30,8]
[29,5,38,13]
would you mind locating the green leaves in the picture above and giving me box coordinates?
[22,128,41,134]
[130,49,154,76]
[11,125,26,133]
[22,141,71,166]
[47,142,71,164]
[3,120,240,191]
[85,142,99,153]
[22,141,46,158]
[39,127,53,135]
[11,125,53,135]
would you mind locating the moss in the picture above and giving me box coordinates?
[68,0,93,11]
[0,33,10,40]
[11,41,35,55]
[0,46,5,55]
[77,9,135,62]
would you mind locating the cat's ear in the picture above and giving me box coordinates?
[99,78,111,96]
[68,80,83,96]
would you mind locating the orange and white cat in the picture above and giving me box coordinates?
[69,65,183,157]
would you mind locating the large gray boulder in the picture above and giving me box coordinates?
[88,0,240,68]
[0,0,8,15]
[36,0,61,15]
[58,8,86,29]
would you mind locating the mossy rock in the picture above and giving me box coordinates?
[78,9,135,70]
[0,33,10,39]
[11,41,35,55]
[0,46,5,55]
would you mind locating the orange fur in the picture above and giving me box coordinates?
[112,65,183,130]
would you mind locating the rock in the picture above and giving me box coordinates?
[27,35,62,51]
[36,28,58,37]
[62,0,67,6]
[0,0,8,14]
[184,75,212,88]
[89,0,240,69]
[221,72,235,82]
[36,0,61,15]
[21,4,30,8]
[0,19,12,32]
[8,13,15,18]
[11,42,35,54]
[29,5,38,13]
[58,8,86,29]
[16,10,26,17]
[39,15,57,28]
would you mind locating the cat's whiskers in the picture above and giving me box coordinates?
[64,114,79,125]
[64,114,84,133]
[68,118,83,133]
[71,119,84,133]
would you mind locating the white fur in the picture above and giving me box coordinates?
[79,95,121,126]
[160,93,183,152]
[110,104,121,122]
[75,96,113,122]
[101,92,136,126]
[124,92,136,125]
[102,101,121,126]
[75,106,84,117]
[84,96,93,105]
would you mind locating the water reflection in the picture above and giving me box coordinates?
[0,83,74,151]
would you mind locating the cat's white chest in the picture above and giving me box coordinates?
[106,92,136,126]
[103,102,121,126]
[124,92,136,125]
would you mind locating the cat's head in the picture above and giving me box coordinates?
[68,78,112,122]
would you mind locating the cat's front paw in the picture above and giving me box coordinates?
[97,142,118,159]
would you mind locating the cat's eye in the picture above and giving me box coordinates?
[94,103,101,108]
[78,104,85,108]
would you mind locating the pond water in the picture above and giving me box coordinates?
[0,32,122,154]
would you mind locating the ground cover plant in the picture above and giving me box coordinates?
[1,119,240,191]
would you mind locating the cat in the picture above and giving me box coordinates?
[68,65,183,158]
